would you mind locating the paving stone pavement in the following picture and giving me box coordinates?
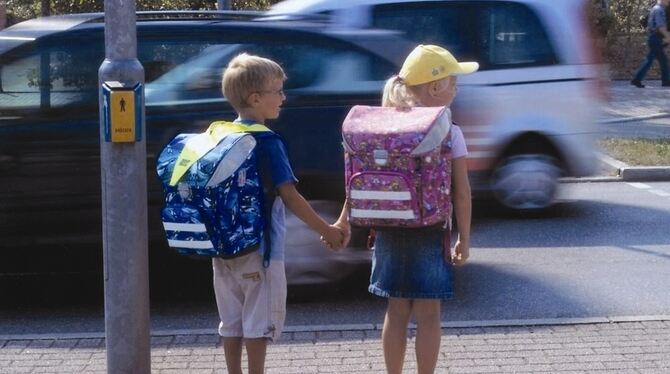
[2,320,670,373]
[600,80,670,123]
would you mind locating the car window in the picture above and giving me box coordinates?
[0,41,103,112]
[138,38,213,82]
[371,1,556,70]
[476,2,557,68]
[371,2,476,61]
[146,39,396,102]
[0,35,213,113]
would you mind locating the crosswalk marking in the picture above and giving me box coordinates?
[627,183,670,201]
[649,189,670,197]
[628,182,652,189]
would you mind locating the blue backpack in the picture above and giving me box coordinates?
[156,121,275,262]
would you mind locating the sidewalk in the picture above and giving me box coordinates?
[595,80,670,181]
[2,318,670,373]
[599,80,670,124]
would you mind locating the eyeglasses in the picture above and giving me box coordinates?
[257,89,285,97]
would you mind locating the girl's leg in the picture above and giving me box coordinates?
[222,337,244,374]
[244,337,268,374]
[413,299,442,374]
[383,298,413,374]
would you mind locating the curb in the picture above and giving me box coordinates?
[620,166,670,181]
[596,152,670,182]
[598,112,670,124]
[2,315,669,341]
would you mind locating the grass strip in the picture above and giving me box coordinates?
[598,138,670,166]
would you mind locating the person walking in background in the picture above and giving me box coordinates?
[631,0,670,88]
[331,44,475,374]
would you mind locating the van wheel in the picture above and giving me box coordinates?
[491,154,561,210]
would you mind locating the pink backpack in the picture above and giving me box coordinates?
[342,105,453,229]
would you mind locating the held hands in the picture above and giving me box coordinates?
[320,220,351,251]
[451,239,470,266]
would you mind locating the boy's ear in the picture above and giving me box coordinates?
[246,92,261,107]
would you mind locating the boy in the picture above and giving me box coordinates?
[214,53,344,374]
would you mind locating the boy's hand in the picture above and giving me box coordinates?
[320,225,345,250]
[451,239,469,266]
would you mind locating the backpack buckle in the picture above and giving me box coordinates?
[373,149,388,166]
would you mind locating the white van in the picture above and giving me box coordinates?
[268,0,605,209]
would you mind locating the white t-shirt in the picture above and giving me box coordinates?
[450,124,468,159]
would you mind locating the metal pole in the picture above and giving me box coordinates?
[218,0,232,10]
[98,0,150,372]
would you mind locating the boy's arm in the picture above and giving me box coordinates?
[451,156,471,265]
[277,182,344,249]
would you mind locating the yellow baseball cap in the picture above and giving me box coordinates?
[399,44,479,86]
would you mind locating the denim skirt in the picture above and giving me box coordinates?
[368,227,454,300]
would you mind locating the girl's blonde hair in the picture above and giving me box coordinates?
[381,75,418,108]
[382,75,450,108]
[222,53,286,110]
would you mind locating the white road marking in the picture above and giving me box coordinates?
[649,189,670,197]
[628,183,652,189]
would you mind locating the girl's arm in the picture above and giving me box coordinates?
[332,199,351,249]
[451,156,471,265]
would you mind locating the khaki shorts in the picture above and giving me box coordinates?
[212,252,287,342]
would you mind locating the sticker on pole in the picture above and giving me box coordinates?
[102,81,143,143]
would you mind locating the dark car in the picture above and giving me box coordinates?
[0,12,413,291]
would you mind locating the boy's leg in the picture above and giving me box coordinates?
[382,298,412,374]
[222,337,244,374]
[245,337,268,374]
[213,258,246,374]
[239,256,287,373]
[413,299,442,374]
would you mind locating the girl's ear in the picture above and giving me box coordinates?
[428,81,442,97]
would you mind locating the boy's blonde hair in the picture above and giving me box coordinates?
[222,53,286,110]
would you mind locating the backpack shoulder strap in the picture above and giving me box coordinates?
[168,121,272,186]
[208,121,272,136]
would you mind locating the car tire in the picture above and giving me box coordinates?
[491,154,561,210]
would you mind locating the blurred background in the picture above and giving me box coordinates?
[2,0,667,81]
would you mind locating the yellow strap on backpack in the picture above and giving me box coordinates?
[169,121,271,186]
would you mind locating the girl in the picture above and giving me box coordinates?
[333,44,475,374]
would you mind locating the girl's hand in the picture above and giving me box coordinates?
[451,239,469,266]
[333,219,351,249]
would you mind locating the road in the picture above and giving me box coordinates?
[2,181,669,337]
